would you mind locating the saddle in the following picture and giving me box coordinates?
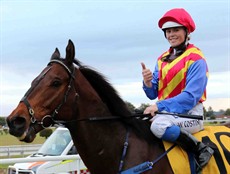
[163,126,230,174]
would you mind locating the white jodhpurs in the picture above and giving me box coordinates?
[150,103,204,139]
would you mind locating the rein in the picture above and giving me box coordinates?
[54,113,153,125]
[54,111,203,126]
[21,59,203,128]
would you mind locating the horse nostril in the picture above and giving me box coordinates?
[8,116,26,129]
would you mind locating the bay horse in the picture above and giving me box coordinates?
[6,40,230,174]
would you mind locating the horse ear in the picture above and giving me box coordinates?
[51,48,60,60]
[65,39,75,65]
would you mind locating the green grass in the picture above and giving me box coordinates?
[0,133,46,146]
[0,134,47,169]
[0,127,56,146]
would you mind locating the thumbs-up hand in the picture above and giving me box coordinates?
[141,62,153,88]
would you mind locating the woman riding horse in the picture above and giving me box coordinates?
[6,40,230,174]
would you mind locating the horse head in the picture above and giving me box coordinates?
[6,40,82,142]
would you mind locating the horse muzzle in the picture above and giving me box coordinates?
[7,116,27,136]
[6,115,36,142]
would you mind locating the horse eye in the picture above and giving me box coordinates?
[51,80,62,87]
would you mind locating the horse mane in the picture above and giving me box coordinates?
[73,59,157,144]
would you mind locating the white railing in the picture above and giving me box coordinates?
[0,155,83,174]
[0,144,42,157]
[204,119,229,123]
[0,154,80,164]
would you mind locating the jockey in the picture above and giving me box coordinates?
[141,8,214,172]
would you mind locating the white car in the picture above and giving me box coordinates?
[7,127,89,174]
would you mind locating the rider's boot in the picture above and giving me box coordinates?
[175,129,214,172]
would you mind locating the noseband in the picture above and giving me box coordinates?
[20,59,76,128]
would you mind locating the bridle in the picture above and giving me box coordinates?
[20,59,76,128]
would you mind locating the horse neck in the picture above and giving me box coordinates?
[72,68,122,145]
[65,69,127,172]
[68,69,169,174]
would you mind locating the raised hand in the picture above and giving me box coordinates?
[141,62,153,88]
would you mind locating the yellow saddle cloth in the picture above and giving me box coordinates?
[163,126,230,174]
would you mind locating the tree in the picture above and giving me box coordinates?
[3,127,9,134]
[205,106,215,119]
[125,101,136,113]
[136,103,150,113]
[0,117,6,126]
[224,108,230,115]
[203,107,207,120]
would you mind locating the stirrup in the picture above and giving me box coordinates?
[197,144,214,168]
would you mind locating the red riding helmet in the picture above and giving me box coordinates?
[158,8,196,33]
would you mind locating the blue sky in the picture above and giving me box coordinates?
[0,0,229,116]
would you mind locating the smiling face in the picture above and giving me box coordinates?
[165,27,187,47]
